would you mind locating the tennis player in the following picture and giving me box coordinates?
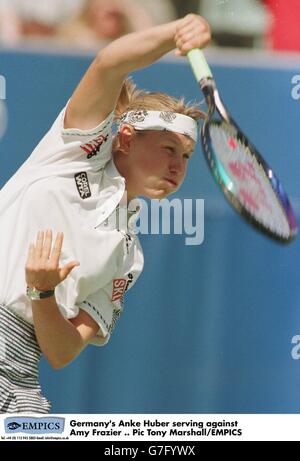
[0,14,210,413]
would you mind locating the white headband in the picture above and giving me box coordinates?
[119,110,198,142]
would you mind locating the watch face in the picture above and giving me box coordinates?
[33,288,40,299]
[27,287,40,299]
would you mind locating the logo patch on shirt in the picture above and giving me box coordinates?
[74,172,91,199]
[125,273,134,292]
[111,278,127,302]
[80,134,109,159]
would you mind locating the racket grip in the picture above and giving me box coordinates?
[187,49,213,82]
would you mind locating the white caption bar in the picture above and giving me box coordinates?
[1,414,300,441]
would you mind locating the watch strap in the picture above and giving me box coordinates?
[39,289,55,299]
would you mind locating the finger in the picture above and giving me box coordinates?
[174,49,184,57]
[35,231,44,258]
[176,20,209,37]
[177,14,195,30]
[50,232,64,265]
[26,243,36,266]
[59,261,80,282]
[175,25,198,40]
[42,229,53,260]
[175,20,211,48]
[175,17,201,36]
[176,33,211,54]
[175,30,197,45]
[175,35,195,52]
[175,27,211,48]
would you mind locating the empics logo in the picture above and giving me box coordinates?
[74,172,91,199]
[7,422,21,430]
[5,417,65,434]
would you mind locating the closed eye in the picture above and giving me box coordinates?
[165,146,175,153]
[165,146,192,160]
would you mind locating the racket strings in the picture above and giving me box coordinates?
[209,122,290,238]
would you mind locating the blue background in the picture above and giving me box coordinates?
[0,48,300,413]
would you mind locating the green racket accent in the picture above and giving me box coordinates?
[215,158,234,190]
[187,49,213,82]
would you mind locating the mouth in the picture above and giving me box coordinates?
[164,178,178,188]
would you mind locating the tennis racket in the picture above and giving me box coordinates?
[187,49,297,244]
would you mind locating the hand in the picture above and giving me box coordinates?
[174,14,211,56]
[25,230,80,291]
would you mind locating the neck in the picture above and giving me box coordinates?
[113,150,136,203]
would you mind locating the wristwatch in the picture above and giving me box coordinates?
[26,286,55,300]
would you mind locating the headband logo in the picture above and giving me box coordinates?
[127,110,148,124]
[159,112,177,124]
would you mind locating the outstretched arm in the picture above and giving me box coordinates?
[64,14,211,130]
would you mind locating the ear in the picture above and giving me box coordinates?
[118,124,136,155]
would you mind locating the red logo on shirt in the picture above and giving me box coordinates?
[80,134,109,159]
[111,278,127,302]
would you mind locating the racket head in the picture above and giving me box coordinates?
[200,81,298,243]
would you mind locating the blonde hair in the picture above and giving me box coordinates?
[114,78,205,124]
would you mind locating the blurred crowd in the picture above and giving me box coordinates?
[0,0,299,52]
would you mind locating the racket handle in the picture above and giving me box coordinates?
[187,49,213,82]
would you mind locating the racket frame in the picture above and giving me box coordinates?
[187,50,298,243]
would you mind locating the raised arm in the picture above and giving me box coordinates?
[64,14,211,130]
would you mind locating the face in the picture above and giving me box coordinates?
[114,126,195,200]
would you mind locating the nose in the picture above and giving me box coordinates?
[169,154,185,176]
